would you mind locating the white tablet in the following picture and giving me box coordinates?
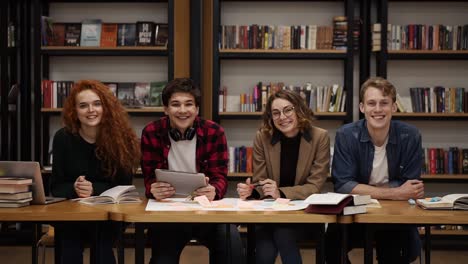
[154,169,207,197]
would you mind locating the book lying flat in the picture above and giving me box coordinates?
[0,177,33,185]
[0,200,31,208]
[0,184,30,194]
[305,196,353,214]
[78,185,141,205]
[417,194,468,210]
[0,191,32,200]
[304,192,371,206]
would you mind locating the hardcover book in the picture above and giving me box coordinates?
[136,21,155,46]
[117,23,137,46]
[51,23,66,46]
[100,23,118,47]
[80,19,102,47]
[149,81,166,107]
[154,23,169,47]
[134,82,151,106]
[117,82,136,107]
[64,23,82,46]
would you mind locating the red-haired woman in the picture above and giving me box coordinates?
[51,80,140,264]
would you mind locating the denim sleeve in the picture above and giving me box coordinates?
[332,130,360,194]
[389,131,423,187]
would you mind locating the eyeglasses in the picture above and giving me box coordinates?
[271,105,295,120]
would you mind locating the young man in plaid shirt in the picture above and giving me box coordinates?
[141,78,243,263]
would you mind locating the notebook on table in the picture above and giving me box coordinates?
[0,161,66,204]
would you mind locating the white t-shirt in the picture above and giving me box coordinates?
[168,134,197,173]
[369,139,389,187]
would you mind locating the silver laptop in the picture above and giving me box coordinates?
[0,161,66,204]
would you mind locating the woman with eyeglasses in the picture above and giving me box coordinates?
[237,89,330,264]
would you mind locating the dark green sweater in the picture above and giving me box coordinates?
[51,128,132,199]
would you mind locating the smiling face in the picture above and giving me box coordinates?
[271,98,299,138]
[360,86,397,134]
[75,89,103,130]
[164,92,199,134]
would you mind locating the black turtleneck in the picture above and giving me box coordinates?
[279,132,301,187]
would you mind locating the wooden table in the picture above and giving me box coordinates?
[105,200,337,264]
[0,201,109,264]
[352,200,468,264]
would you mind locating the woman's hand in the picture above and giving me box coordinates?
[237,178,253,200]
[260,179,280,199]
[74,175,93,198]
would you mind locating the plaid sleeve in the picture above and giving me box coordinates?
[199,122,229,199]
[140,122,164,198]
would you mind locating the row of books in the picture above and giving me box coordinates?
[421,147,468,175]
[41,17,168,47]
[228,146,253,173]
[372,23,468,51]
[219,82,346,113]
[41,80,167,108]
[0,177,33,208]
[396,87,468,113]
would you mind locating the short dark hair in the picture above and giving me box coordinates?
[162,78,201,107]
[360,77,397,103]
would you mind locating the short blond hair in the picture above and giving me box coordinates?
[360,77,396,103]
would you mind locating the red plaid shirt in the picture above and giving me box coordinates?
[141,116,228,199]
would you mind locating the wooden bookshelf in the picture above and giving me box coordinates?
[421,174,468,180]
[393,113,468,118]
[419,229,468,236]
[220,49,346,54]
[41,107,164,113]
[41,46,167,51]
[389,50,468,55]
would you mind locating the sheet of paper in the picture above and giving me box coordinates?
[145,198,308,211]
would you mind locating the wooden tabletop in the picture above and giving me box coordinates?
[0,201,109,221]
[353,200,468,224]
[103,199,336,224]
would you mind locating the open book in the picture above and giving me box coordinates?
[78,185,141,205]
[417,194,468,210]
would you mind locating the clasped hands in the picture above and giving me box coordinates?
[237,178,280,200]
[151,177,216,201]
[74,175,93,198]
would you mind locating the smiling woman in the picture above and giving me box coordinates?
[50,80,141,264]
[236,89,330,264]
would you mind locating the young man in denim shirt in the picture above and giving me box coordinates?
[326,77,424,264]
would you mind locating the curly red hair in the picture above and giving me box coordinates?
[62,80,140,178]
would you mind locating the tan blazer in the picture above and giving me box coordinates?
[252,126,330,200]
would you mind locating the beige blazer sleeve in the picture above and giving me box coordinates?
[252,127,330,200]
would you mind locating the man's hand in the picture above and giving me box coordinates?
[151,181,175,200]
[194,177,216,201]
[237,178,253,200]
[260,179,280,199]
[74,175,93,198]
[397,179,424,200]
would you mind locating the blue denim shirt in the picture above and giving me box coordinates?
[332,119,422,194]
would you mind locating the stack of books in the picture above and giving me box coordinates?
[304,192,373,215]
[0,177,33,208]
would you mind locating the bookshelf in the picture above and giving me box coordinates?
[211,0,356,177]
[0,0,25,161]
[371,0,468,237]
[32,0,175,166]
